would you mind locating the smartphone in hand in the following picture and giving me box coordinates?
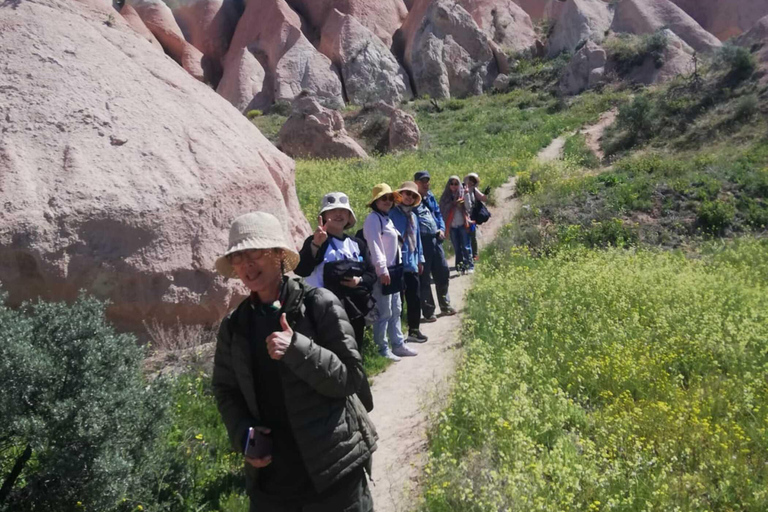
[244,427,273,459]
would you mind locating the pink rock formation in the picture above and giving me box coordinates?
[389,109,421,152]
[548,0,613,57]
[398,0,496,99]
[319,9,413,106]
[285,0,409,47]
[611,0,721,54]
[126,0,207,81]
[0,0,309,332]
[120,4,164,51]
[277,96,368,159]
[559,40,606,95]
[219,0,344,110]
[670,0,768,41]
[513,0,566,21]
[172,0,242,86]
[458,0,537,53]
[216,47,269,112]
[625,30,695,85]
[736,16,768,81]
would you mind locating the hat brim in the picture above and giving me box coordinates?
[368,190,402,207]
[215,241,300,279]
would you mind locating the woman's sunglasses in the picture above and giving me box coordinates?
[379,194,395,202]
[401,190,418,198]
[449,181,459,186]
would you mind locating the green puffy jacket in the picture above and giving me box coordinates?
[212,277,378,494]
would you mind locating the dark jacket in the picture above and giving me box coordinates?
[212,277,378,495]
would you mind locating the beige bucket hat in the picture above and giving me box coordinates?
[319,192,357,229]
[396,181,422,207]
[215,212,300,278]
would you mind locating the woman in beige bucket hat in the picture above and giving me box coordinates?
[212,211,377,511]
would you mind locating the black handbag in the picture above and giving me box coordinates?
[471,199,491,225]
[381,250,404,295]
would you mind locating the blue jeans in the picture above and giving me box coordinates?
[372,282,406,355]
[450,226,473,271]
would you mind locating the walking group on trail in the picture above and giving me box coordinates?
[211,171,489,511]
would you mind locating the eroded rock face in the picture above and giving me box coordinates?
[120,4,164,51]
[458,0,537,53]
[216,47,269,112]
[400,0,496,99]
[671,0,768,41]
[172,0,242,87]
[318,9,413,106]
[548,0,613,57]
[286,0,408,46]
[611,0,720,54]
[0,0,310,332]
[126,0,207,81]
[513,0,567,21]
[559,40,606,95]
[736,15,768,81]
[624,30,694,85]
[219,0,344,111]
[388,109,420,151]
[277,96,368,159]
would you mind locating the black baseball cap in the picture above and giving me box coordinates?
[414,170,431,181]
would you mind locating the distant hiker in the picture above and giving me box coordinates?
[295,192,376,355]
[414,170,457,322]
[363,184,419,361]
[212,212,377,512]
[389,181,428,344]
[463,173,487,261]
[439,175,474,275]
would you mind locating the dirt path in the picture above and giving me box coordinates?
[537,133,569,163]
[369,178,520,512]
[581,109,617,162]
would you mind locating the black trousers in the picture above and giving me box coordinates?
[250,467,372,512]
[402,271,420,333]
[350,316,366,354]
[420,233,452,317]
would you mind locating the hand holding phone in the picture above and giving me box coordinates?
[244,427,273,467]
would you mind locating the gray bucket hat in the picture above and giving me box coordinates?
[318,192,356,229]
[215,212,300,278]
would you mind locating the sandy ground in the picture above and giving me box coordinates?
[581,109,618,162]
[369,178,520,512]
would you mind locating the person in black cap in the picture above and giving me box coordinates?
[413,171,457,322]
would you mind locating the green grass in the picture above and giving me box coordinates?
[421,239,768,511]
[294,89,626,228]
[563,132,601,169]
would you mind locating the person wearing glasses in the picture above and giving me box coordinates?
[439,175,474,275]
[212,212,377,512]
[388,181,428,344]
[413,171,457,321]
[463,173,487,261]
[295,192,376,355]
[363,184,419,361]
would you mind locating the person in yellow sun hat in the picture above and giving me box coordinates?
[362,184,419,361]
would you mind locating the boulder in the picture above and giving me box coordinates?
[172,0,242,87]
[458,0,537,53]
[624,29,695,85]
[670,0,768,41]
[120,4,164,51]
[126,0,207,81]
[548,0,613,57]
[277,96,368,159]
[0,0,310,332]
[399,0,496,99]
[216,47,270,112]
[493,73,511,91]
[388,109,420,151]
[318,9,413,106]
[285,0,409,47]
[611,0,721,54]
[220,0,344,110]
[559,40,606,95]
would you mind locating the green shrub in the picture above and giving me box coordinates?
[731,93,758,124]
[563,133,600,168]
[0,294,170,512]
[269,100,292,117]
[697,199,736,233]
[245,109,263,119]
[444,99,465,111]
[715,44,756,83]
[604,31,668,76]
[515,171,538,196]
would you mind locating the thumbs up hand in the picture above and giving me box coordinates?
[266,313,293,360]
[313,215,328,248]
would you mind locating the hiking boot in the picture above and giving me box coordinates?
[392,344,418,357]
[408,330,428,343]
[382,350,401,362]
[441,307,457,316]
[422,315,438,323]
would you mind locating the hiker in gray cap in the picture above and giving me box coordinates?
[212,211,377,512]
[414,171,457,321]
